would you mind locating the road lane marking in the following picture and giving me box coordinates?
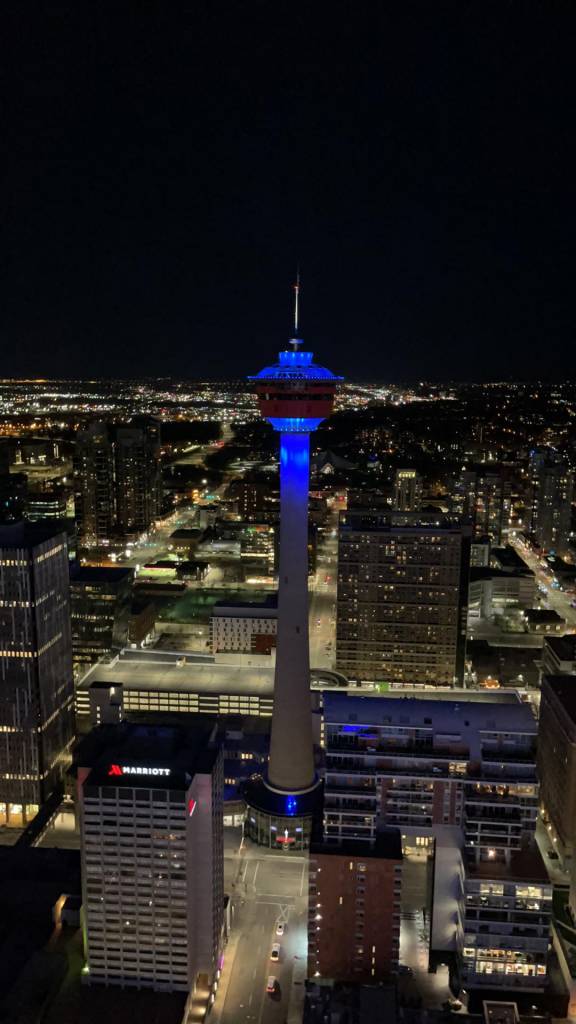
[252,861,260,889]
[299,862,306,897]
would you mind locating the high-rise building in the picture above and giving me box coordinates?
[308,828,403,981]
[323,691,539,851]
[115,417,162,538]
[74,419,162,552]
[243,280,341,848]
[538,674,576,867]
[70,565,134,673]
[336,511,471,686]
[322,691,550,996]
[394,469,422,512]
[74,422,116,550]
[0,522,75,827]
[528,450,573,555]
[77,720,223,993]
[457,467,512,544]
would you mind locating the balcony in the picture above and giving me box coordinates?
[330,739,468,758]
[481,750,537,764]
[324,785,377,798]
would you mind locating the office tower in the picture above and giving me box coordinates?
[0,472,28,524]
[528,450,574,555]
[26,488,67,522]
[115,417,162,538]
[77,720,223,993]
[0,523,75,827]
[336,511,471,686]
[323,691,550,995]
[74,422,116,551]
[394,469,422,512]
[243,281,341,847]
[457,467,512,545]
[70,565,134,673]
[308,828,402,981]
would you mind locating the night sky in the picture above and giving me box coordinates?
[3,4,575,381]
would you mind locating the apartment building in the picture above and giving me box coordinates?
[323,692,538,855]
[77,720,223,993]
[210,597,277,655]
[457,468,513,545]
[394,469,422,512]
[336,511,471,686]
[323,691,549,995]
[308,829,402,981]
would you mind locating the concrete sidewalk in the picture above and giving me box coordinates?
[208,929,242,1024]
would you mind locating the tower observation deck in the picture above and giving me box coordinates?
[243,291,342,849]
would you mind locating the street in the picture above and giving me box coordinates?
[308,506,339,669]
[214,830,308,1024]
[510,533,576,629]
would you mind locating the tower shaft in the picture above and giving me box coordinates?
[268,432,314,792]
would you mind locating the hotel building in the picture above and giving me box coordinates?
[77,720,223,994]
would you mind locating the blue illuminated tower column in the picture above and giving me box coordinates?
[244,286,341,847]
[270,430,315,791]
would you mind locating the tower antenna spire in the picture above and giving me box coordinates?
[291,268,301,351]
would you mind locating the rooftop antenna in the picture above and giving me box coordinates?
[291,267,302,351]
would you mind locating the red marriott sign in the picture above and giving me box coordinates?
[107,764,171,777]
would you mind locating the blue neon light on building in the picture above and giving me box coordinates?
[248,348,342,384]
[286,795,298,815]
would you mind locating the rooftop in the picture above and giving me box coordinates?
[311,827,403,861]
[466,843,549,884]
[469,567,534,582]
[80,650,275,697]
[340,510,469,534]
[483,1001,519,1024]
[69,564,133,584]
[213,594,277,611]
[492,546,530,572]
[544,634,576,662]
[0,521,67,549]
[75,719,219,790]
[323,691,537,734]
[524,608,564,623]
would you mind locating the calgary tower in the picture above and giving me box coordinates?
[243,279,341,848]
